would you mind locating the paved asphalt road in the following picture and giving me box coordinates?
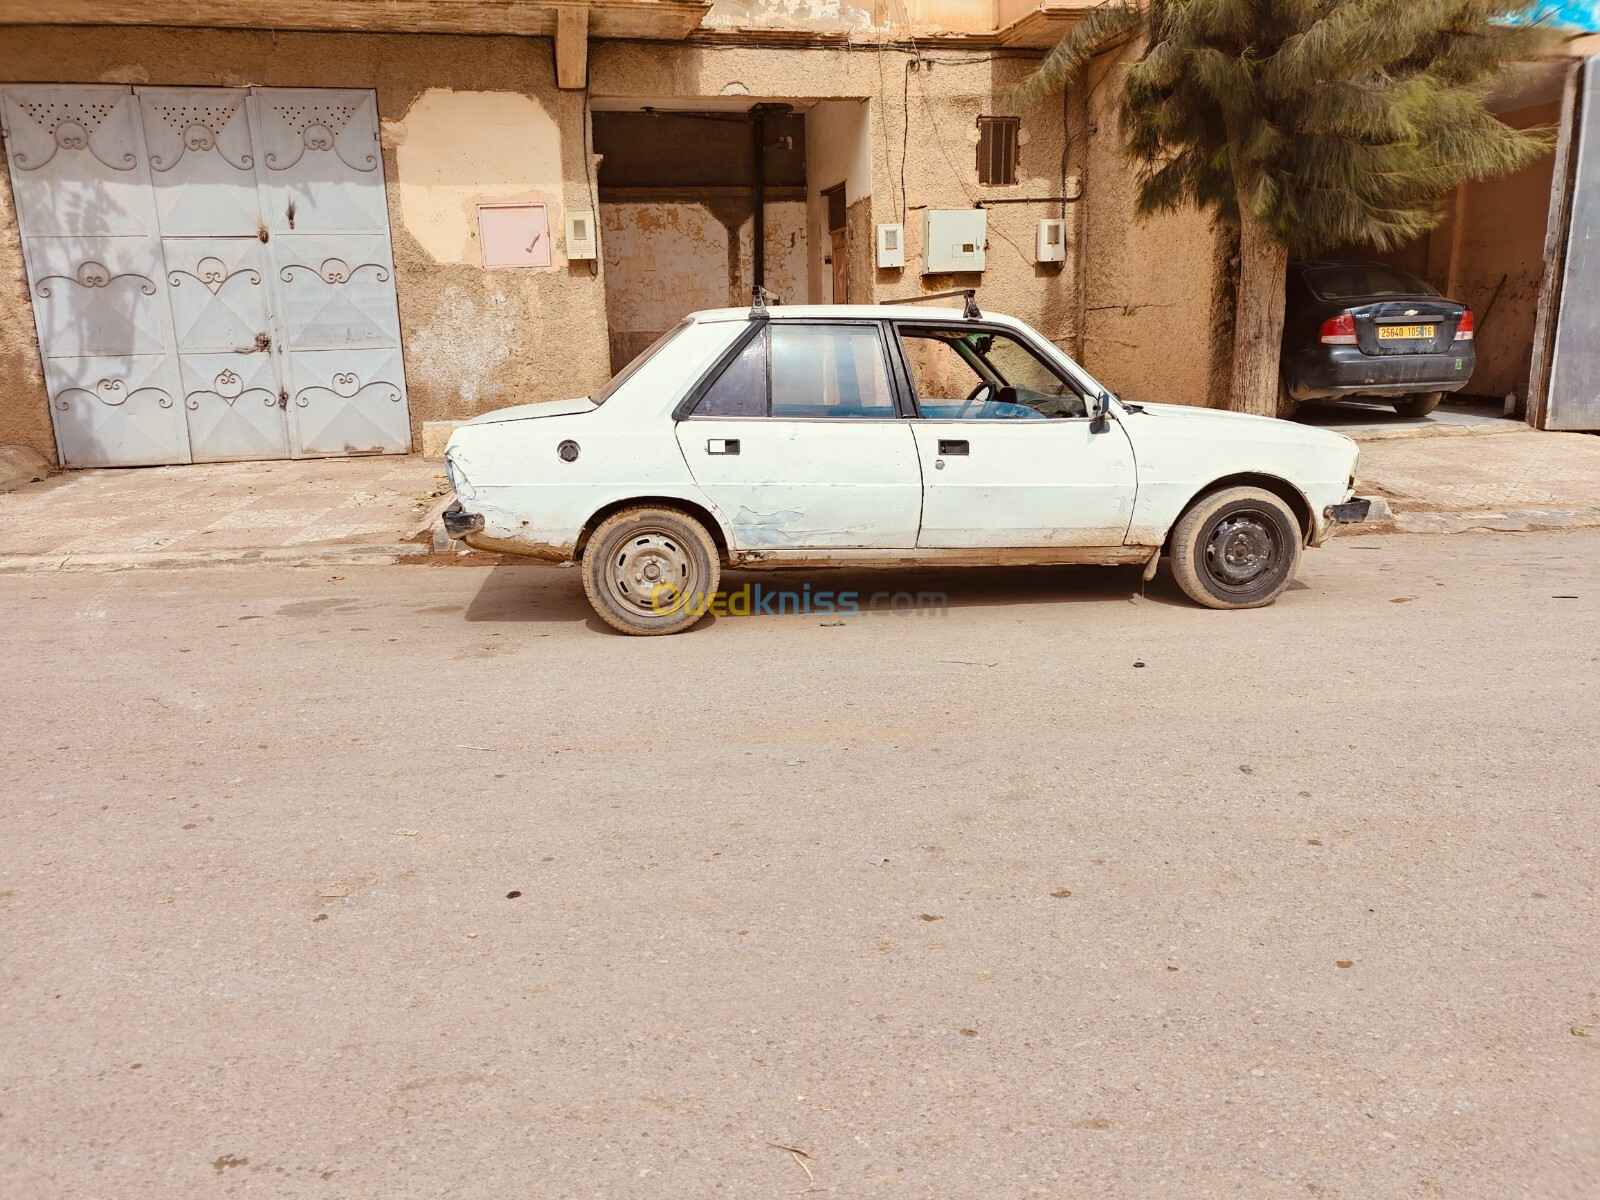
[2,531,1597,1199]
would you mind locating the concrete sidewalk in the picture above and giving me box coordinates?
[1352,425,1600,533]
[0,455,449,571]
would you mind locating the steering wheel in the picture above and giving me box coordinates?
[958,381,995,418]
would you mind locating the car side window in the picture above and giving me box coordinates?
[770,325,897,419]
[693,329,767,417]
[897,326,1086,420]
[689,324,897,419]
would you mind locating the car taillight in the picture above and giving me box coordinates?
[1319,313,1358,345]
[1454,310,1475,341]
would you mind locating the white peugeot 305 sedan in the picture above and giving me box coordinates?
[442,297,1370,635]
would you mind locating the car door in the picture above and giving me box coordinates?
[893,322,1137,548]
[674,320,923,550]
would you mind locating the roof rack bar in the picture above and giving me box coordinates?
[749,285,783,321]
[879,288,981,320]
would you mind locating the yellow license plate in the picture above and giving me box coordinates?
[1378,324,1434,340]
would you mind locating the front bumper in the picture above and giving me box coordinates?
[441,503,484,540]
[1324,498,1373,525]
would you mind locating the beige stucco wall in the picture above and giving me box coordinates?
[0,25,614,463]
[1077,45,1228,407]
[393,88,565,268]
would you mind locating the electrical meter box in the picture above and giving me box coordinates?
[1036,218,1067,263]
[921,209,986,274]
[876,223,905,269]
[565,210,598,260]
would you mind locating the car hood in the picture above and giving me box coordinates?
[460,397,596,426]
[1120,400,1355,450]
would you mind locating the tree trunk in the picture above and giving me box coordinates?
[1229,202,1291,417]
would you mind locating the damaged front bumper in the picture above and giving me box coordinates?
[1324,498,1374,526]
[441,503,485,540]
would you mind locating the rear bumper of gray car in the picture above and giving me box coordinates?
[1286,346,1475,401]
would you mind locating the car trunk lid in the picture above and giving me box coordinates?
[1351,299,1465,356]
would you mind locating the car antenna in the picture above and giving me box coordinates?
[750,285,782,321]
[879,288,981,320]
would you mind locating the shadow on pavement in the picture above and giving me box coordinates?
[462,558,1203,630]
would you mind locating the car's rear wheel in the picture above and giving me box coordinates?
[581,506,721,636]
[1392,391,1442,418]
[1169,486,1303,610]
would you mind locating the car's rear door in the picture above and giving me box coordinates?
[674,320,923,550]
[892,322,1137,548]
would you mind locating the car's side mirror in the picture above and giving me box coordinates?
[1090,389,1113,434]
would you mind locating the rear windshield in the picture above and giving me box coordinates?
[591,320,691,406]
[1305,265,1438,301]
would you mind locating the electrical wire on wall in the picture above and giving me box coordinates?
[582,83,600,277]
[901,56,914,224]
[892,49,1067,269]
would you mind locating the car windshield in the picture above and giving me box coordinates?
[1305,265,1438,301]
[591,320,691,406]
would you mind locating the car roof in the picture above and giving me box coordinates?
[685,304,1028,326]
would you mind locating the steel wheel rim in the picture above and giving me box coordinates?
[1203,508,1279,591]
[606,529,697,615]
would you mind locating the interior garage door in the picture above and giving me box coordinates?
[0,84,411,467]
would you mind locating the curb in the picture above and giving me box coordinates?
[1343,421,1531,443]
[1388,507,1600,535]
[1344,496,1600,535]
[0,542,428,574]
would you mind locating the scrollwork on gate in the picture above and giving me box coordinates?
[54,378,174,411]
[35,261,157,299]
[278,258,391,286]
[167,257,263,294]
[263,100,376,173]
[293,372,402,408]
[12,98,135,171]
[183,368,278,410]
[146,96,253,172]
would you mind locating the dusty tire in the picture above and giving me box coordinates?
[1169,486,1303,610]
[581,506,721,636]
[1392,391,1442,418]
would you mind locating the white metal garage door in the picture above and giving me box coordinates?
[0,84,411,467]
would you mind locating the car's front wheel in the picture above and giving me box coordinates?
[1392,391,1442,418]
[1169,486,1304,610]
[581,506,722,635]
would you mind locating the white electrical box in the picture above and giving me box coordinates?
[565,210,597,260]
[1037,218,1067,263]
[876,223,905,268]
[922,209,986,274]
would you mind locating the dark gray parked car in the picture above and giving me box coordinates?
[1279,260,1475,419]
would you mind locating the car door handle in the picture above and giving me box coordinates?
[707,438,739,455]
[938,439,969,456]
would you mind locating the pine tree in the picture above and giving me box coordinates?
[1015,0,1555,417]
